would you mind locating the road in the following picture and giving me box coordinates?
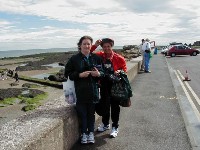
[166,54,200,114]
[71,53,193,150]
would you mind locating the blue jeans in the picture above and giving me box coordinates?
[76,103,95,134]
[144,52,150,71]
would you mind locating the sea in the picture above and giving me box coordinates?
[0,46,123,58]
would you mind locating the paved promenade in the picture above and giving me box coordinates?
[71,54,192,150]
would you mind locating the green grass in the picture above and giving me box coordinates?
[0,97,17,105]
[0,92,48,111]
[0,68,7,72]
[19,92,48,111]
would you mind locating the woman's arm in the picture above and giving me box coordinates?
[64,57,80,80]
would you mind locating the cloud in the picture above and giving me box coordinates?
[0,0,200,50]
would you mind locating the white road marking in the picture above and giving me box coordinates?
[174,70,200,121]
[177,70,200,106]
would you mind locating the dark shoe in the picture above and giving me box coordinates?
[145,70,151,73]
[140,69,144,71]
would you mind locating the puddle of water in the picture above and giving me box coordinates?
[19,63,28,66]
[42,63,64,68]
[31,73,51,79]
[21,90,30,95]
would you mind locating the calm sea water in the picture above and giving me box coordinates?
[0,46,123,58]
[0,48,76,58]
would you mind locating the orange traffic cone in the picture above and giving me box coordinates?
[183,70,191,81]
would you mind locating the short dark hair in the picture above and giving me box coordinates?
[77,35,93,50]
[100,38,114,47]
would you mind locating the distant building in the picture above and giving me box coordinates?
[193,41,200,46]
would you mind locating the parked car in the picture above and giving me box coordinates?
[166,45,200,57]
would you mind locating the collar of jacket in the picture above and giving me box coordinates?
[79,52,92,59]
[102,50,114,61]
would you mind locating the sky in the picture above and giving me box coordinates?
[0,0,200,51]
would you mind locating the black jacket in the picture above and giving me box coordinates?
[64,52,104,104]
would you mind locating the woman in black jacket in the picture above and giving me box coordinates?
[64,35,104,144]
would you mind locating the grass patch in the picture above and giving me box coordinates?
[0,90,48,111]
[0,97,17,105]
[19,92,48,111]
[0,68,7,72]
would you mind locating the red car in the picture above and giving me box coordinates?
[166,45,200,57]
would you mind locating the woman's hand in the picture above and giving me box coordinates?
[79,71,91,78]
[94,39,102,47]
[90,67,100,77]
[114,70,121,75]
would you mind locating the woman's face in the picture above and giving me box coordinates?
[102,43,112,53]
[80,39,92,54]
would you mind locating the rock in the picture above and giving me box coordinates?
[22,83,39,88]
[123,45,135,50]
[10,82,19,87]
[58,62,65,66]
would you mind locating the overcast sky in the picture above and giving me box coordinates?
[0,0,200,51]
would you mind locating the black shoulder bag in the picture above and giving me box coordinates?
[111,71,133,107]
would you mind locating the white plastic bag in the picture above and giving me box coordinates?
[62,77,77,104]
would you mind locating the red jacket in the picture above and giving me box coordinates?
[91,45,127,72]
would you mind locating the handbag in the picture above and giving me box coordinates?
[120,98,131,107]
[111,71,133,107]
[111,80,129,101]
[62,77,77,104]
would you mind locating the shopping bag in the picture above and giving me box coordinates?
[62,77,77,104]
[150,51,153,58]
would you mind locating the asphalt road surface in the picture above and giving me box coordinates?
[166,54,200,114]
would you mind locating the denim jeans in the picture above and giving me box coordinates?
[76,103,95,134]
[144,52,150,71]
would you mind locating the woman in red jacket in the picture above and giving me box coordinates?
[91,38,127,138]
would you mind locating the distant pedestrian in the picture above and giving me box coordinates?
[14,71,19,82]
[154,46,158,55]
[139,39,145,71]
[142,38,152,73]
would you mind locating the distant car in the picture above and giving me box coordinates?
[161,47,169,54]
[166,45,199,57]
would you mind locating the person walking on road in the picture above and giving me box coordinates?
[142,38,152,73]
[139,39,145,71]
[91,38,127,138]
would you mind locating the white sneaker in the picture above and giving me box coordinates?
[110,127,119,138]
[97,123,110,132]
[87,132,95,144]
[81,133,87,144]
